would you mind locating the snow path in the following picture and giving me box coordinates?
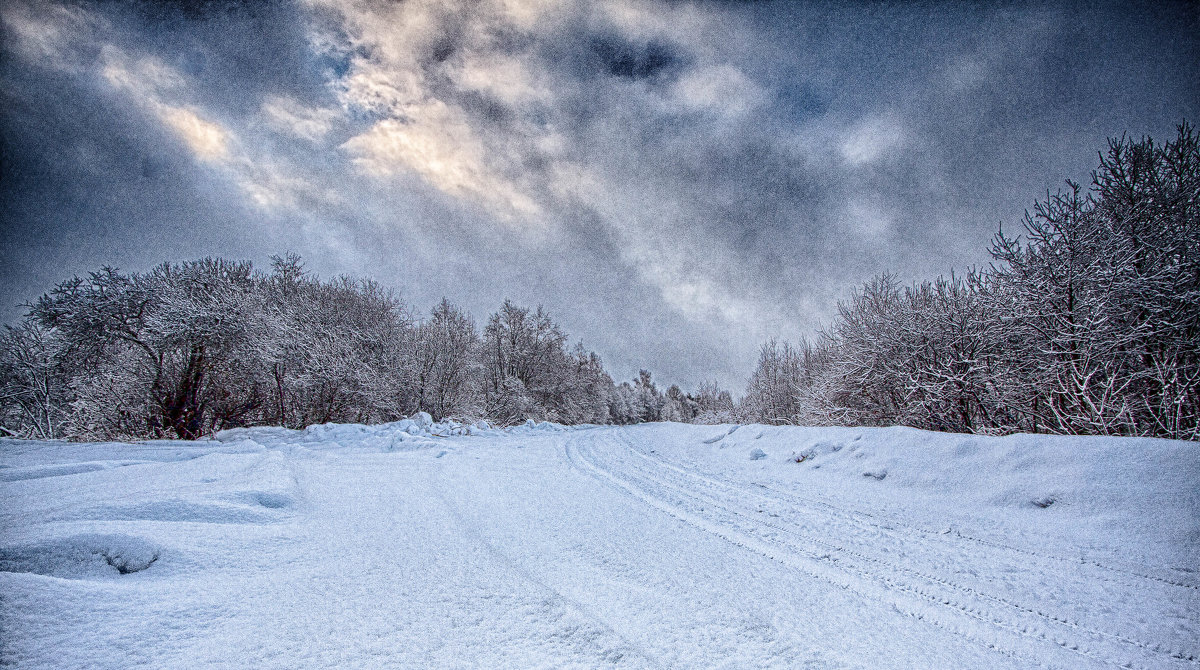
[1,424,1197,668]
[567,430,1198,670]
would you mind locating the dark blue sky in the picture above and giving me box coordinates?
[2,0,1197,389]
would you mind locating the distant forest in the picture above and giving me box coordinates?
[1,124,1196,441]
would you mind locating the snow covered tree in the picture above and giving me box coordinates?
[746,122,1199,441]
[743,339,806,424]
[607,381,640,425]
[660,384,696,422]
[27,260,265,439]
[414,298,480,420]
[557,344,615,425]
[990,123,1200,438]
[0,256,637,439]
[285,275,414,426]
[480,300,614,424]
[633,369,664,422]
[693,380,736,424]
[0,321,69,438]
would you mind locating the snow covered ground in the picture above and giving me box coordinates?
[1,420,1197,669]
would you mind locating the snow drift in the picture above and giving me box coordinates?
[1,419,1196,669]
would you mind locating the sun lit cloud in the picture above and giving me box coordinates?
[312,0,787,336]
[316,0,557,222]
[96,47,235,165]
[3,3,348,218]
[157,105,230,162]
[92,34,330,213]
[343,107,541,219]
[11,0,785,347]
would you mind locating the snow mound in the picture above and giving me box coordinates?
[212,415,572,453]
[247,491,293,509]
[521,419,566,432]
[411,411,434,430]
[0,534,160,579]
[749,448,767,460]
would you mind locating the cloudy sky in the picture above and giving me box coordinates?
[1,0,1196,390]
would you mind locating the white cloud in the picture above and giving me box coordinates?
[597,0,707,47]
[236,157,333,210]
[312,0,782,332]
[318,0,552,222]
[671,64,765,118]
[96,43,330,212]
[99,46,183,96]
[96,46,235,165]
[261,96,339,142]
[841,115,906,166]
[453,54,549,107]
[0,0,106,71]
[493,0,559,31]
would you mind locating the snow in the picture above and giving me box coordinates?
[1,420,1197,669]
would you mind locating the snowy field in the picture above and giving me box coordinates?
[1,420,1197,669]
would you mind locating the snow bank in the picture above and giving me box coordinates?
[655,422,1200,566]
[212,415,577,453]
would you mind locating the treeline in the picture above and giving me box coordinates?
[0,254,733,440]
[6,125,1195,442]
[743,124,1200,441]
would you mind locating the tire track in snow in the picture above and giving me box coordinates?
[563,437,1064,670]
[569,432,1195,670]
[578,438,1134,669]
[431,462,670,670]
[633,432,1199,594]
[619,433,1200,667]
[608,433,1198,670]
[619,437,1200,667]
